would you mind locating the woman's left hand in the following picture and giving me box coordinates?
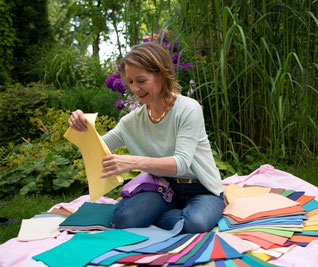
[101,154,134,178]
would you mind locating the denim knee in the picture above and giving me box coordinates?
[111,192,171,229]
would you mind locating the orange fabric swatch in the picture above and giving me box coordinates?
[235,231,288,245]
[295,195,316,206]
[226,205,305,222]
[307,208,318,217]
[289,235,318,243]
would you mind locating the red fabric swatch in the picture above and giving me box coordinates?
[210,235,227,260]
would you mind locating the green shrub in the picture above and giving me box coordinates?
[0,83,53,146]
[27,44,106,89]
[0,108,120,198]
[59,86,121,119]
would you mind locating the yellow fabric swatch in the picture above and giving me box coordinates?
[249,252,271,261]
[302,225,318,231]
[64,113,123,202]
[224,183,271,204]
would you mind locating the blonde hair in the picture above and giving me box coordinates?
[120,42,181,107]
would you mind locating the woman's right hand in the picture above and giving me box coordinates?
[68,109,87,132]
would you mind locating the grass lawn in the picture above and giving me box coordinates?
[1,159,317,245]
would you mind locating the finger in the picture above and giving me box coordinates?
[71,111,87,131]
[69,119,83,132]
[100,167,117,178]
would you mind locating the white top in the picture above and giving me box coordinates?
[102,94,223,196]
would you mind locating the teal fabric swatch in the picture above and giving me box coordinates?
[295,231,318,236]
[224,259,238,267]
[59,202,115,228]
[32,229,148,267]
[241,253,279,267]
[303,199,318,212]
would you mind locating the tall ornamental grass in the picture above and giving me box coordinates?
[166,0,317,162]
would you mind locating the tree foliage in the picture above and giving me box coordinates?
[10,0,53,82]
[0,0,16,84]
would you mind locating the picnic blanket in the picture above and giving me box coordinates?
[1,164,318,266]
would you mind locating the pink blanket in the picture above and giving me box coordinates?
[1,164,317,267]
[0,195,117,267]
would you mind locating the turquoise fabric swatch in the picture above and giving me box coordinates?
[303,199,318,212]
[241,253,279,267]
[224,259,238,267]
[295,231,318,236]
[32,229,147,267]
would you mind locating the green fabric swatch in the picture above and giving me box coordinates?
[33,229,148,267]
[59,202,115,228]
[227,227,300,237]
[176,232,212,264]
[281,190,295,197]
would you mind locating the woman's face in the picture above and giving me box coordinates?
[125,64,163,106]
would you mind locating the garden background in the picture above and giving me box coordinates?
[0,0,317,243]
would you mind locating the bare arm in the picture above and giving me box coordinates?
[101,154,177,178]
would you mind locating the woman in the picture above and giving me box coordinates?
[68,42,224,233]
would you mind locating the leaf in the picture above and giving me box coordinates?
[53,156,70,165]
[53,177,74,188]
[20,182,37,195]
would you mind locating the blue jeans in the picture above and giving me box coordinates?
[111,180,224,233]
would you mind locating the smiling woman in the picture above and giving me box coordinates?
[68,42,224,234]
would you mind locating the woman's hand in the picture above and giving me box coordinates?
[68,109,87,132]
[101,154,135,178]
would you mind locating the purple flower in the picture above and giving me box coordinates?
[168,42,180,52]
[116,100,125,110]
[104,75,116,89]
[181,62,193,72]
[114,72,121,79]
[172,53,179,64]
[113,79,126,95]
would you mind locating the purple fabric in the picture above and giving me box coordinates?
[121,173,174,202]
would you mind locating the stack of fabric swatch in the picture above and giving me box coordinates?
[218,183,318,261]
[286,195,318,246]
